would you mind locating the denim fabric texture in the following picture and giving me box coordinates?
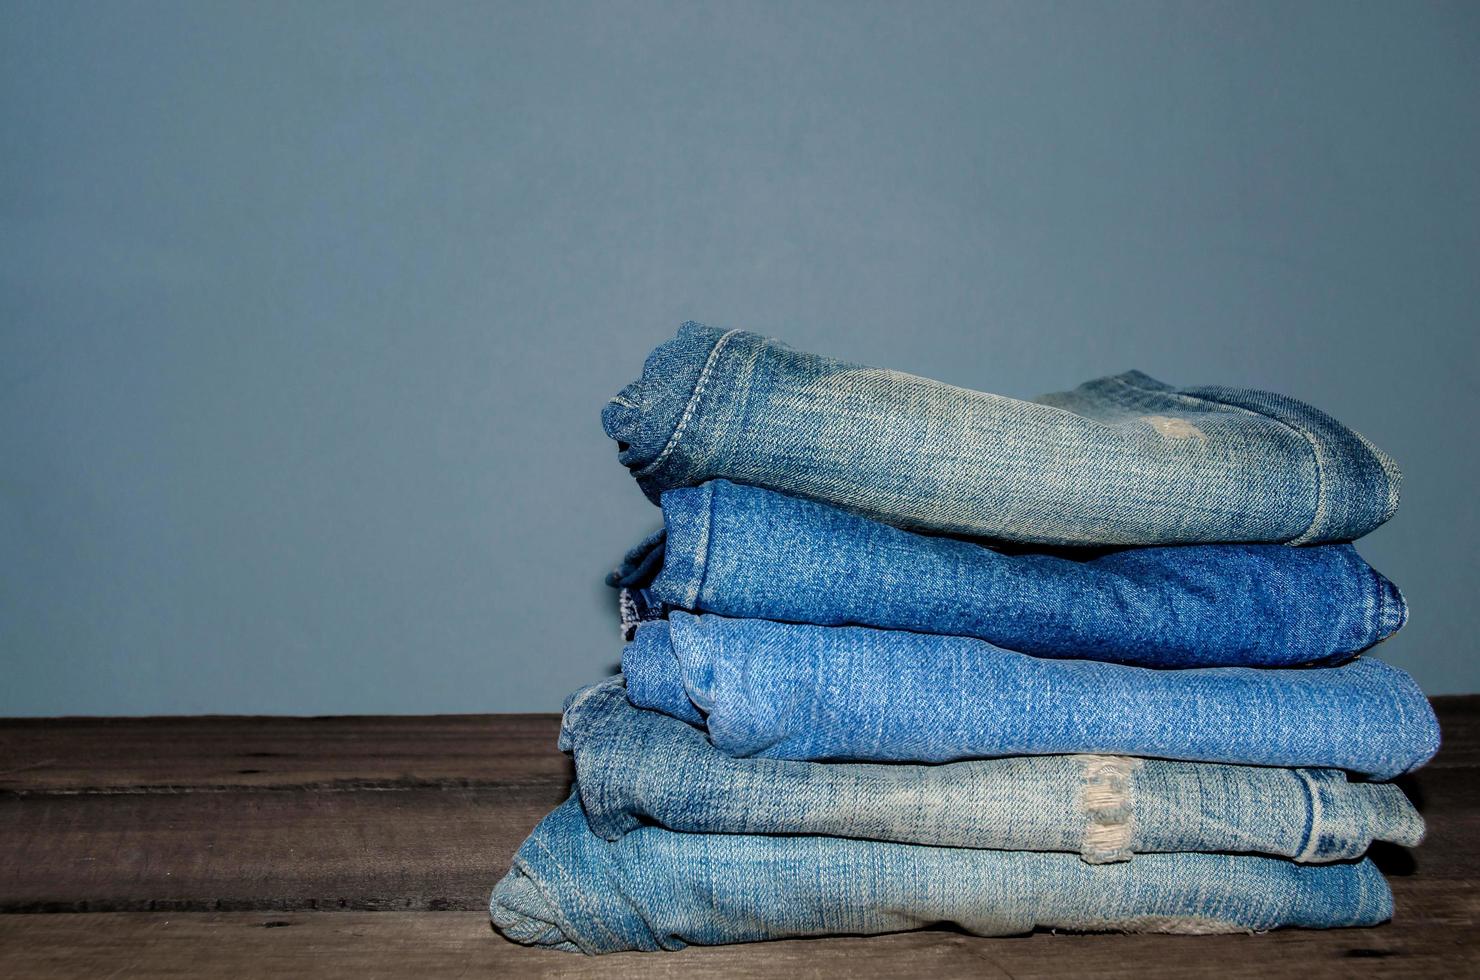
[489,795,1396,953]
[564,679,1423,863]
[622,613,1440,778]
[602,323,1400,546]
[609,480,1406,668]
[490,323,1434,954]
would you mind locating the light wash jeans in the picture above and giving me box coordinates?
[611,480,1405,667]
[490,795,1396,953]
[623,613,1440,778]
[564,679,1423,863]
[603,323,1400,545]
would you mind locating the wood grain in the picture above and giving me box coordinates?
[0,714,570,793]
[0,786,562,912]
[0,696,1474,975]
[1,911,1476,979]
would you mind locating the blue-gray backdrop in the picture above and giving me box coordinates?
[3,1,1477,715]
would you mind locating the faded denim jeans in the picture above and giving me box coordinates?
[603,323,1400,545]
[610,480,1405,668]
[490,795,1396,953]
[564,679,1423,864]
[623,613,1440,778]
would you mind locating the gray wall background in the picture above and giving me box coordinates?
[3,1,1476,715]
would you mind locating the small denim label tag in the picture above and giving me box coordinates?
[618,587,668,641]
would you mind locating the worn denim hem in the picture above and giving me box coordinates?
[601,322,749,502]
[632,328,742,479]
[526,829,641,954]
[1370,783,1427,848]
[617,325,776,502]
[1350,859,1395,928]
[1299,778,1427,862]
[559,679,619,753]
[1109,371,1400,544]
[1150,378,1397,544]
[601,322,729,480]
[1331,545,1407,657]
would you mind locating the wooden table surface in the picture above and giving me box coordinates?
[1,697,1476,978]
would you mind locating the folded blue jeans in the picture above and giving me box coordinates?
[490,795,1395,953]
[564,679,1423,863]
[602,323,1400,546]
[610,480,1406,668]
[623,613,1440,778]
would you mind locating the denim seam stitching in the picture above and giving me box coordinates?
[1293,769,1323,862]
[687,482,718,609]
[1352,857,1380,927]
[1105,374,1329,545]
[634,328,743,480]
[1371,564,1388,646]
[1330,545,1377,660]
[1350,427,1401,523]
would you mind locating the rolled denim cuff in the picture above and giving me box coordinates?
[490,812,664,955]
[1165,378,1402,546]
[1293,769,1426,862]
[600,322,757,503]
[600,323,722,471]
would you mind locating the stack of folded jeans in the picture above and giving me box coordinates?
[491,323,1440,954]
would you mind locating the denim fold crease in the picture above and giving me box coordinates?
[563,679,1424,863]
[489,795,1396,954]
[610,480,1406,668]
[602,323,1401,546]
[622,613,1440,778]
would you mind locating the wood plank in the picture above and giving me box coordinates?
[0,785,563,912]
[0,714,569,793]
[1430,695,1480,769]
[1,699,1476,914]
[1,911,1477,979]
